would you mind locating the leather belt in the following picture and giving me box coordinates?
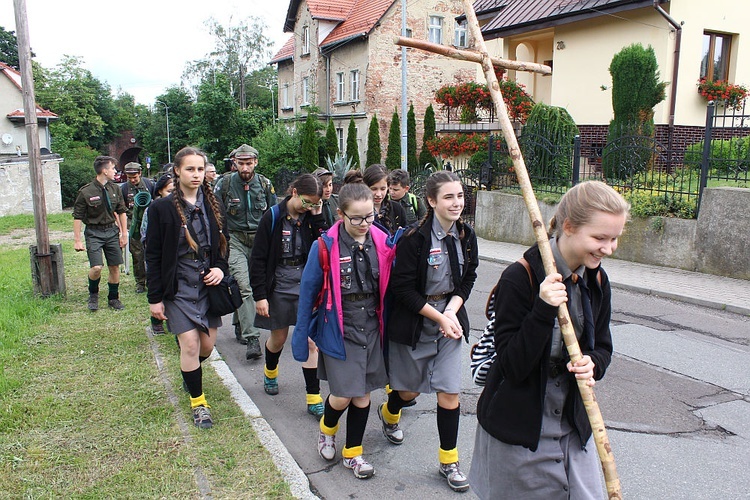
[426,293,449,302]
[88,222,117,229]
[342,292,375,302]
[280,257,304,266]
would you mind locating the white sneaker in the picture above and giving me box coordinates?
[318,431,336,461]
[439,461,470,492]
[343,455,375,479]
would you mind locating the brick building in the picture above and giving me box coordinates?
[271,0,479,167]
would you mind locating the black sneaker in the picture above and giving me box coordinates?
[192,405,213,429]
[151,322,166,335]
[108,298,124,310]
[246,337,262,360]
[87,293,99,311]
[235,324,248,345]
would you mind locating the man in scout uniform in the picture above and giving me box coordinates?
[215,144,277,359]
[120,162,155,293]
[73,156,128,311]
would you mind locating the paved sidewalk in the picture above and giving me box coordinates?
[477,237,750,316]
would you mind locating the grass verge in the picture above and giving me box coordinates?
[0,217,293,498]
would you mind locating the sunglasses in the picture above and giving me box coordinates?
[298,195,322,209]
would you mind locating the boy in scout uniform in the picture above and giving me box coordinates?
[215,144,277,359]
[73,156,128,311]
[120,162,155,293]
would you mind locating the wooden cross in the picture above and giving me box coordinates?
[396,2,622,498]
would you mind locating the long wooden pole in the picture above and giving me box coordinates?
[393,36,551,75]
[397,4,622,498]
[14,0,54,297]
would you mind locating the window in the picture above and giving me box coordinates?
[336,72,345,102]
[428,16,443,44]
[302,77,310,105]
[405,28,413,38]
[350,70,360,102]
[302,26,310,55]
[282,84,291,109]
[701,31,732,81]
[454,20,467,48]
[336,127,345,152]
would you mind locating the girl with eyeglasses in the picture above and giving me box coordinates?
[145,147,229,429]
[249,173,328,417]
[293,182,398,479]
[379,170,479,492]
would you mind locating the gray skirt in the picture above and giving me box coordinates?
[318,295,387,397]
[164,258,221,335]
[468,375,605,500]
[254,290,299,331]
[387,297,462,394]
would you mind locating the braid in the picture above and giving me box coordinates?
[408,205,432,237]
[202,181,228,256]
[171,181,198,252]
[381,196,394,233]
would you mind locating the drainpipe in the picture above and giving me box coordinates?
[324,53,331,119]
[653,0,682,169]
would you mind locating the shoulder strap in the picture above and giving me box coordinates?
[517,257,535,303]
[314,237,330,310]
[269,203,280,234]
[408,193,418,214]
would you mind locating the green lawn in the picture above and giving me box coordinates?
[0,216,293,498]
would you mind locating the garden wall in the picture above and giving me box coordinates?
[475,188,750,280]
[0,156,62,216]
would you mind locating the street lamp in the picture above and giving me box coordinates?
[155,100,171,163]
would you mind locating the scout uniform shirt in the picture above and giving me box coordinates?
[73,178,127,225]
[218,171,276,233]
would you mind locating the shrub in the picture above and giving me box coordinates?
[59,145,99,208]
[520,104,578,186]
[683,136,750,175]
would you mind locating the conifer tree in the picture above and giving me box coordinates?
[366,114,381,166]
[301,112,319,169]
[418,104,437,170]
[346,116,360,168]
[325,119,338,161]
[385,110,401,170]
[407,103,418,172]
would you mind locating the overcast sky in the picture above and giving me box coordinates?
[0,0,291,105]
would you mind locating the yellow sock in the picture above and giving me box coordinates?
[342,445,363,459]
[319,418,339,436]
[439,447,459,465]
[385,384,392,394]
[306,393,323,405]
[264,366,279,379]
[190,393,209,409]
[381,402,401,425]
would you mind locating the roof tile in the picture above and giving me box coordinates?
[320,0,394,48]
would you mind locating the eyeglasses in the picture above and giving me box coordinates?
[341,210,376,226]
[298,195,322,209]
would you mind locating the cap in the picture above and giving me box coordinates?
[231,144,258,159]
[124,162,142,173]
[312,167,333,178]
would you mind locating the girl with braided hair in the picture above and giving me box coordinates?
[362,164,407,235]
[378,170,478,492]
[146,147,229,429]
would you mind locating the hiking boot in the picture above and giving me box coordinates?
[439,462,470,492]
[378,403,404,445]
[108,298,124,310]
[307,402,325,419]
[318,431,336,461]
[87,293,99,311]
[264,375,279,395]
[151,322,166,335]
[135,284,146,293]
[246,337,261,359]
[235,324,248,345]
[192,405,213,429]
[403,397,417,408]
[343,455,375,479]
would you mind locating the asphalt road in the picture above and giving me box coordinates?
[215,259,750,499]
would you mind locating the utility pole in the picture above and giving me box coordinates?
[14,0,54,296]
[400,0,408,170]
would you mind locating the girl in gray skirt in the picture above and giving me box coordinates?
[249,174,328,417]
[146,147,229,429]
[469,181,629,499]
[379,171,479,492]
[294,182,398,479]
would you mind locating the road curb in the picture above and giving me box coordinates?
[210,350,318,500]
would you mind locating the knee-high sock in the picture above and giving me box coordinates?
[265,344,282,372]
[322,396,347,430]
[345,402,370,450]
[437,404,460,455]
[181,366,203,399]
